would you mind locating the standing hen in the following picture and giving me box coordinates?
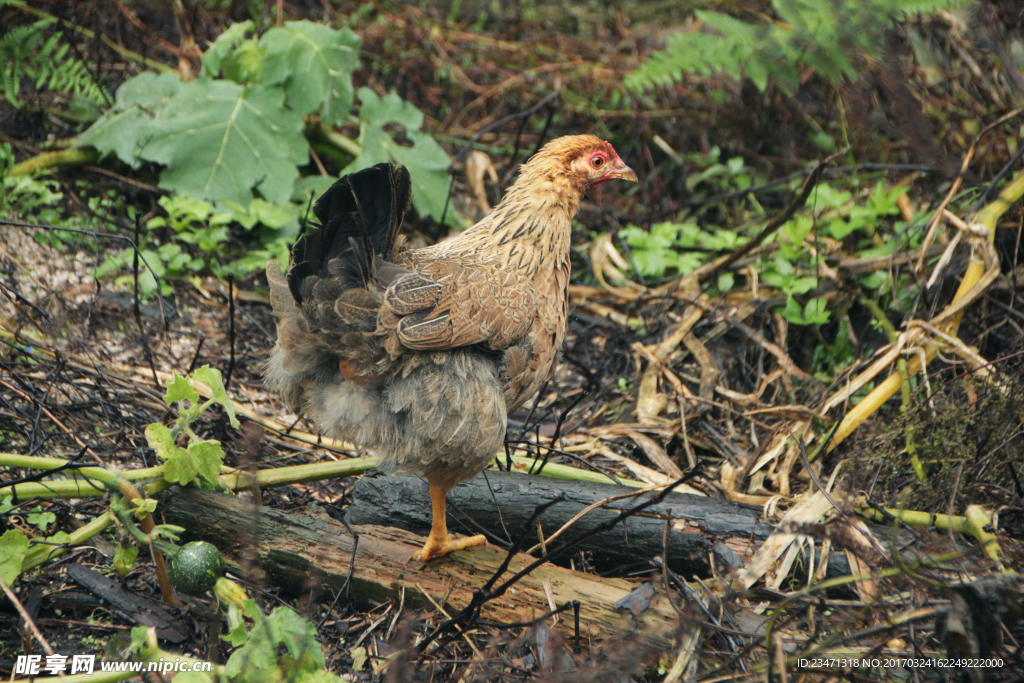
[265,135,636,561]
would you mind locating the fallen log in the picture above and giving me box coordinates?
[348,470,852,577]
[156,486,681,648]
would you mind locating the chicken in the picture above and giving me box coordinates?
[265,134,636,561]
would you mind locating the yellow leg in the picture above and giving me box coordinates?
[412,481,486,562]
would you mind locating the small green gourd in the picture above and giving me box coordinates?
[166,541,226,596]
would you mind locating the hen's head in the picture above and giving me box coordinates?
[523,134,637,193]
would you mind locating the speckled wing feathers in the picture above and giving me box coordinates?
[378,263,539,353]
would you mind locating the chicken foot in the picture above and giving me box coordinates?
[413,480,486,562]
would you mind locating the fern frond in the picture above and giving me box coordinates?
[0,22,44,106]
[0,20,107,107]
[34,34,107,105]
[626,0,972,94]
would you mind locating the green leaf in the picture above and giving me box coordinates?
[811,131,836,152]
[671,251,705,275]
[224,606,331,679]
[718,272,735,292]
[77,72,182,167]
[859,270,890,292]
[161,442,199,485]
[781,215,814,245]
[225,606,326,679]
[809,183,852,210]
[632,248,670,278]
[26,510,55,531]
[129,626,151,653]
[0,530,28,584]
[261,21,361,126]
[201,20,256,79]
[865,180,908,216]
[685,163,727,192]
[627,0,971,95]
[164,370,200,406]
[139,80,307,206]
[782,294,830,325]
[113,544,139,576]
[802,296,831,325]
[697,227,744,251]
[132,498,158,519]
[620,227,651,249]
[787,276,819,296]
[146,422,181,461]
[346,88,453,224]
[187,440,226,486]
[193,365,240,429]
[783,295,805,323]
[292,175,339,204]
[150,421,216,488]
[30,531,71,566]
[223,604,250,646]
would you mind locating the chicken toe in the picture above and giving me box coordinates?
[413,532,486,563]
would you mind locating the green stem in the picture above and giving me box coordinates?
[858,298,897,344]
[860,505,965,531]
[21,510,115,572]
[4,452,645,500]
[836,93,855,171]
[897,357,924,483]
[315,120,363,157]
[964,504,1004,567]
[506,455,648,488]
[858,298,924,482]
[111,501,180,558]
[8,148,99,177]
[0,453,164,499]
[860,506,1003,563]
[217,456,378,490]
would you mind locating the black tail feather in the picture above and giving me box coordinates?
[286,163,412,305]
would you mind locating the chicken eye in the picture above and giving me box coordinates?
[591,155,605,168]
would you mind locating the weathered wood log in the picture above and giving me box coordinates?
[156,486,681,648]
[348,470,852,577]
[66,564,188,642]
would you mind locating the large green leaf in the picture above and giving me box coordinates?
[261,20,361,126]
[138,79,308,206]
[345,88,453,224]
[77,72,182,167]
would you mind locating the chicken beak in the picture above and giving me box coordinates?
[606,161,638,183]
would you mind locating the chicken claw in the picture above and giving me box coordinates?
[413,532,486,563]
